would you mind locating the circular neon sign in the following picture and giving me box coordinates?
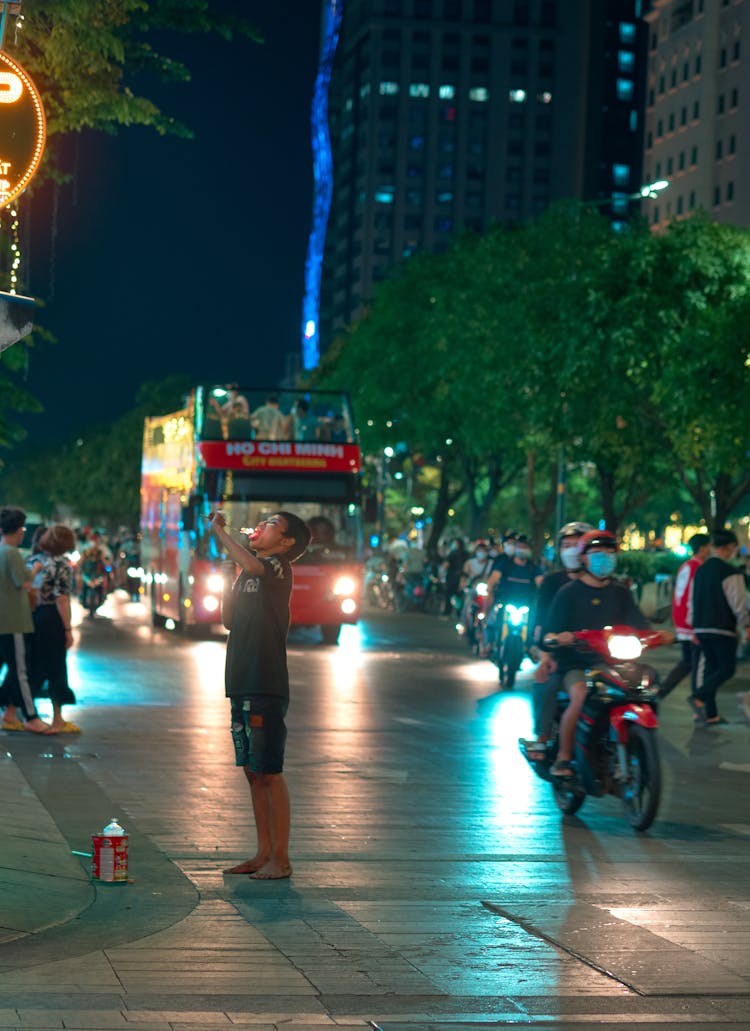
[0,50,46,210]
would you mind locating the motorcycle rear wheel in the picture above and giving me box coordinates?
[622,724,661,831]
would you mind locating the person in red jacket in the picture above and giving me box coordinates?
[658,532,711,701]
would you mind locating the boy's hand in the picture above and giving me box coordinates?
[207,510,226,531]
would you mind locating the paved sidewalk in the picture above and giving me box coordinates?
[1,608,750,1031]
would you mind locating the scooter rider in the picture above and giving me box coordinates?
[541,529,671,778]
[520,521,591,759]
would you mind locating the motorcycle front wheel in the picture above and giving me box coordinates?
[622,724,661,831]
[500,634,524,688]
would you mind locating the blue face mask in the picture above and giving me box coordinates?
[587,551,617,578]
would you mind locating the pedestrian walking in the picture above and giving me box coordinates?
[207,508,311,880]
[658,532,711,701]
[29,524,80,734]
[689,529,750,726]
[0,507,50,733]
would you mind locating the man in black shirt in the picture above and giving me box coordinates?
[208,509,310,879]
[542,530,665,777]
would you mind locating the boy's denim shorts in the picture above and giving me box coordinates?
[230,695,288,774]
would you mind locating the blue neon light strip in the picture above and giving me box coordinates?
[301,0,343,370]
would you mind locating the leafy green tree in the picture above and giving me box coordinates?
[645,217,750,530]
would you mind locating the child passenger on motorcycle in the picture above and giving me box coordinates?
[541,529,671,778]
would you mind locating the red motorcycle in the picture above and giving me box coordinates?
[519,626,664,831]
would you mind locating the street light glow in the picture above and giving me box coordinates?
[639,179,670,199]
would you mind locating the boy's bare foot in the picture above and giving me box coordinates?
[249,861,292,880]
[223,856,268,875]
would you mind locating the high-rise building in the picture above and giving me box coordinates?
[642,0,749,229]
[303,0,648,363]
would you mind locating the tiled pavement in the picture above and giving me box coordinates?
[1,606,750,1030]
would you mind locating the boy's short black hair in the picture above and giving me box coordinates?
[713,528,738,549]
[687,532,711,554]
[278,511,312,563]
[0,506,26,535]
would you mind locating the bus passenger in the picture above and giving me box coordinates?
[250,394,285,440]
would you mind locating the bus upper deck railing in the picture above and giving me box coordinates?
[196,386,356,445]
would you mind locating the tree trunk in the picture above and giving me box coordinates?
[425,461,464,559]
[525,449,557,560]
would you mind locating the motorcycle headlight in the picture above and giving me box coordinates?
[506,604,529,627]
[206,573,225,593]
[333,575,356,596]
[476,581,488,597]
[608,635,643,660]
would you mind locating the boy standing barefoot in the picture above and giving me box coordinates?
[208,509,310,880]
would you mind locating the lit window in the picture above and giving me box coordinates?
[439,84,455,99]
[470,87,490,101]
[437,191,454,203]
[630,110,638,132]
[410,83,430,98]
[409,135,425,150]
[509,88,526,103]
[612,163,630,186]
[375,187,395,203]
[619,22,636,44]
[345,97,353,112]
[538,90,552,103]
[359,82,371,99]
[379,81,399,95]
[618,51,635,73]
[617,78,634,101]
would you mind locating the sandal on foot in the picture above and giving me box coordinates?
[551,759,575,778]
[520,738,548,761]
[1,719,24,732]
[687,697,706,722]
[704,715,729,726]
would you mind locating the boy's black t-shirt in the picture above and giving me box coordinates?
[225,553,293,700]
[543,577,650,673]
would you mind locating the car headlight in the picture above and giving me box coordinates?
[333,575,356,596]
[206,573,225,593]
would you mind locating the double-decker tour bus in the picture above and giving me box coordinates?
[140,386,363,643]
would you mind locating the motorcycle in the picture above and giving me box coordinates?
[364,559,395,610]
[458,578,490,649]
[485,601,531,688]
[81,574,105,617]
[519,625,664,831]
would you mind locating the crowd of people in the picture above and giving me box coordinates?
[0,510,141,735]
[206,390,350,443]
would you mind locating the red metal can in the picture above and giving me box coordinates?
[91,819,129,882]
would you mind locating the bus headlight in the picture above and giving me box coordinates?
[333,575,356,596]
[341,598,357,615]
[206,574,224,593]
[202,595,220,612]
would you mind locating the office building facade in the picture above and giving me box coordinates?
[305,0,647,359]
[642,0,750,229]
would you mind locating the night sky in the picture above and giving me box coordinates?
[21,0,322,445]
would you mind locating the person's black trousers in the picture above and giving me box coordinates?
[695,633,737,720]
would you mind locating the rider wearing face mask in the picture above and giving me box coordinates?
[485,532,542,609]
[540,529,663,778]
[520,522,592,760]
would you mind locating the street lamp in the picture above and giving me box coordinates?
[636,179,670,200]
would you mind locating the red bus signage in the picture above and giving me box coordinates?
[198,440,362,473]
[0,51,46,209]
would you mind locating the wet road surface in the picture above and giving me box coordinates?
[1,593,750,1029]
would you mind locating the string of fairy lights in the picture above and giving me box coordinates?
[2,204,22,294]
